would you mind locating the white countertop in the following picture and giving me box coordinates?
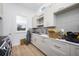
[57,39,79,46]
[32,33,79,46]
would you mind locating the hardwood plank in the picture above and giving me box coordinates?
[28,44,44,56]
[12,44,44,56]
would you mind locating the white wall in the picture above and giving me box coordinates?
[55,7,79,32]
[2,3,35,46]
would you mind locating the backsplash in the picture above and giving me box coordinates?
[32,27,48,34]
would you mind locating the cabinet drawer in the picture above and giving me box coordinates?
[54,41,69,52]
[38,40,58,55]
[44,39,70,55]
[31,34,70,56]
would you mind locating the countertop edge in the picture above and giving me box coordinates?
[32,33,79,47]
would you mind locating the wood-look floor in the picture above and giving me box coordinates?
[12,44,44,56]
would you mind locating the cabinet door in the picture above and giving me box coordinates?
[70,45,79,56]
[44,39,70,56]
[31,34,38,45]
[38,37,57,56]
[44,5,55,27]
[31,35,56,56]
[32,16,37,28]
[31,34,44,50]
[32,34,70,56]
[0,3,3,16]
[74,46,79,56]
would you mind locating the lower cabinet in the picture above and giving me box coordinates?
[44,39,70,56]
[70,45,79,56]
[31,33,79,56]
[38,37,58,56]
[31,34,56,55]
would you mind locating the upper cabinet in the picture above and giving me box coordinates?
[44,4,55,27]
[32,15,38,28]
[32,3,78,28]
[32,4,55,28]
[53,3,76,13]
[32,13,44,28]
[0,3,3,16]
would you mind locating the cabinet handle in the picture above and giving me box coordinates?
[54,45,61,48]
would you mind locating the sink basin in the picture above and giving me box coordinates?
[40,34,49,38]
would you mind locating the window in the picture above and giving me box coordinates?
[16,16,27,31]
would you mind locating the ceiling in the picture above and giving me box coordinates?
[19,3,44,12]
